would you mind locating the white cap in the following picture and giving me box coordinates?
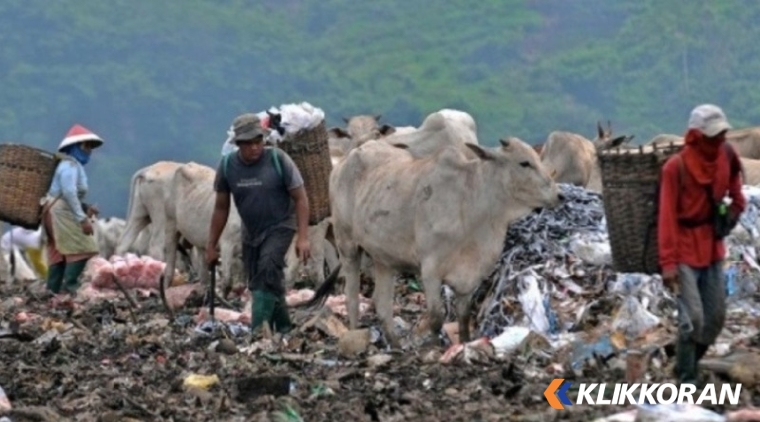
[688,104,732,137]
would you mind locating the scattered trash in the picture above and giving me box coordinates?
[183,373,220,390]
[634,403,725,422]
[235,376,295,400]
[0,385,10,411]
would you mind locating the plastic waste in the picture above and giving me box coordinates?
[634,403,725,421]
[183,373,220,390]
[570,334,615,370]
[0,385,10,411]
[569,233,612,266]
[490,326,531,357]
[517,273,550,334]
[611,296,660,340]
[724,265,739,298]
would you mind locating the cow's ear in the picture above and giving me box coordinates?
[379,124,395,136]
[329,127,350,138]
[608,135,628,148]
[466,143,495,160]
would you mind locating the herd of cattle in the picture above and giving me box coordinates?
[4,108,760,346]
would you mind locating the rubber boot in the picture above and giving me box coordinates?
[675,337,699,386]
[46,262,66,294]
[271,294,293,334]
[695,343,710,362]
[62,259,88,295]
[251,290,277,334]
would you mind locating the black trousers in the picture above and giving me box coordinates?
[243,227,294,296]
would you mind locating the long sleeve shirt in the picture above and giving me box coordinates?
[46,158,89,222]
[657,149,746,273]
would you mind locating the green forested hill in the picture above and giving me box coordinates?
[1,0,759,217]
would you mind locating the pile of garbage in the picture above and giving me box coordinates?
[476,184,617,338]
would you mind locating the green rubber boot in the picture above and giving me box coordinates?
[271,295,293,334]
[46,262,66,294]
[251,290,277,334]
[62,259,88,295]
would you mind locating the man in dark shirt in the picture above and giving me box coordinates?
[207,113,311,335]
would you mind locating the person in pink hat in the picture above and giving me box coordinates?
[41,124,104,296]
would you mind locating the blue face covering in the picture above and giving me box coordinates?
[62,143,91,165]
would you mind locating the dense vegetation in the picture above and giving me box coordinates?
[1,0,759,217]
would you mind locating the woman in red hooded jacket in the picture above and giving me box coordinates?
[657,104,746,385]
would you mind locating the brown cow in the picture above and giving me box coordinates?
[540,121,634,193]
[726,127,760,159]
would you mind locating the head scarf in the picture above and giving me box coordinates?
[61,143,91,165]
[680,128,726,185]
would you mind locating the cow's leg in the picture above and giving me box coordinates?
[161,221,180,318]
[338,242,362,330]
[455,290,474,343]
[421,271,445,346]
[372,262,400,348]
[116,217,149,256]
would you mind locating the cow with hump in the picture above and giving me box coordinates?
[162,162,244,302]
[309,110,562,348]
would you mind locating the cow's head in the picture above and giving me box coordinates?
[592,120,635,151]
[341,114,396,144]
[465,137,561,211]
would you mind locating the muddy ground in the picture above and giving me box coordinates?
[1,280,758,422]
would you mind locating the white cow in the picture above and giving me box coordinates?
[162,162,244,298]
[116,161,196,274]
[283,217,339,289]
[310,131,561,347]
[116,161,184,260]
[94,217,150,259]
[379,109,479,159]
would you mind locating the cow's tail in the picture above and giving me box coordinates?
[124,167,144,223]
[296,263,342,309]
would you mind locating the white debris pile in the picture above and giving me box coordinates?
[477,184,618,338]
[220,101,325,155]
[724,185,760,301]
[266,101,325,137]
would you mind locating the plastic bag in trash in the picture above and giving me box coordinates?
[634,403,725,422]
[490,326,531,357]
[611,296,660,340]
[607,273,665,312]
[517,272,551,334]
[569,232,612,266]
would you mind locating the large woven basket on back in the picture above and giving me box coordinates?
[597,142,683,274]
[0,143,60,229]
[275,120,332,225]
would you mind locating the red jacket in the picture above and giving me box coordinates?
[657,146,746,273]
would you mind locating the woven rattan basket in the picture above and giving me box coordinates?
[0,143,60,229]
[275,120,332,224]
[597,142,683,274]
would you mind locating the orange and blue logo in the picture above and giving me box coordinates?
[544,378,573,410]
